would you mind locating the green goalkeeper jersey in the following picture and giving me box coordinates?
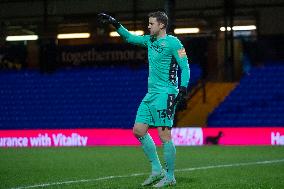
[117,26,190,94]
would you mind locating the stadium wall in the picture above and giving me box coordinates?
[0,127,284,147]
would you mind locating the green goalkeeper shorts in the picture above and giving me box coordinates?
[135,93,177,127]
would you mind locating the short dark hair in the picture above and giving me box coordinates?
[148,11,168,28]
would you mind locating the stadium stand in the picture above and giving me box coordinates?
[0,64,201,129]
[207,63,284,127]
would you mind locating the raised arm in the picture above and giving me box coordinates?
[98,13,148,47]
[116,26,149,47]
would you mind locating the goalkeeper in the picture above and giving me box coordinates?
[98,11,190,188]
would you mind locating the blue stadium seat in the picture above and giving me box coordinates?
[208,63,284,127]
[0,64,201,129]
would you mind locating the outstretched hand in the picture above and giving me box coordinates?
[97,13,121,29]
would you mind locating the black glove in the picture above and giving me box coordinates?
[175,86,188,111]
[97,13,121,29]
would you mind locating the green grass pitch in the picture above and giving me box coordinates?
[1,146,284,189]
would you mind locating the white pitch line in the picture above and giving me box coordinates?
[10,159,284,189]
[176,159,284,172]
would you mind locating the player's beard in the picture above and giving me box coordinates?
[150,29,165,40]
[149,27,159,36]
[150,31,156,36]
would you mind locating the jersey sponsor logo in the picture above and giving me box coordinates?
[150,44,163,53]
[178,48,187,58]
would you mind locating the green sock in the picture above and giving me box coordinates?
[163,140,176,180]
[139,133,162,174]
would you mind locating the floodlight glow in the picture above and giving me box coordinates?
[110,30,144,37]
[6,35,38,41]
[174,28,200,34]
[57,33,91,39]
[220,25,256,31]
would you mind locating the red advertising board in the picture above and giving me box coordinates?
[0,127,283,147]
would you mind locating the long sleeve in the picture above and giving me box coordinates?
[171,38,190,88]
[116,25,149,47]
